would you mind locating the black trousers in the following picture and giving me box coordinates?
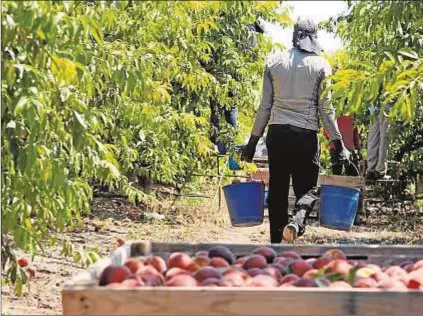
[266,125,320,243]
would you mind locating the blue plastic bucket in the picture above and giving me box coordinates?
[228,146,243,171]
[320,185,360,231]
[228,156,241,171]
[223,181,265,227]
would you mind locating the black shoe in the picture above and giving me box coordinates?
[282,222,299,242]
[374,171,390,180]
[365,170,376,181]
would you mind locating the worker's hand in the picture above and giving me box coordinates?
[241,135,260,163]
[331,139,351,164]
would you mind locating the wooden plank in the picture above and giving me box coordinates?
[249,172,365,189]
[319,175,365,188]
[62,287,423,316]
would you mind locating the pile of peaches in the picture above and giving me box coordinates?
[99,246,423,290]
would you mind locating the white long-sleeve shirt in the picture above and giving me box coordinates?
[251,48,342,140]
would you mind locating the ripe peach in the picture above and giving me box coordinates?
[99,266,131,286]
[366,264,383,274]
[145,256,167,274]
[329,281,352,289]
[247,268,264,277]
[353,277,377,288]
[289,260,313,277]
[306,258,317,266]
[325,259,352,277]
[280,274,300,285]
[193,256,211,268]
[263,266,282,279]
[139,274,163,286]
[209,257,230,268]
[293,278,318,287]
[233,256,247,269]
[194,267,222,282]
[322,249,347,260]
[313,257,332,270]
[250,275,278,287]
[281,251,302,260]
[164,267,190,281]
[218,280,233,287]
[412,260,423,271]
[384,266,409,284]
[303,269,319,279]
[165,274,198,287]
[208,245,235,264]
[124,258,145,274]
[243,255,267,270]
[407,269,423,289]
[136,265,162,278]
[195,250,209,258]
[273,257,293,268]
[385,266,407,278]
[223,272,251,286]
[399,261,414,269]
[280,282,296,288]
[270,263,286,275]
[372,271,389,282]
[187,262,200,272]
[403,263,415,273]
[377,278,407,290]
[17,258,29,267]
[121,278,143,287]
[200,278,221,286]
[253,247,277,264]
[348,260,359,267]
[168,252,195,271]
[121,274,145,287]
[216,267,230,275]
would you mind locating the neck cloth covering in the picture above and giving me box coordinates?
[292,19,323,54]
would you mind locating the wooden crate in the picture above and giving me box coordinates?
[62,241,423,316]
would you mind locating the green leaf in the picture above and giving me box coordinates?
[398,48,419,60]
[346,266,359,285]
[14,97,28,116]
[73,111,88,129]
[325,273,345,282]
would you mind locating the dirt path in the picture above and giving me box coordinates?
[2,196,422,315]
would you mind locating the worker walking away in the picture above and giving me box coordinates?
[365,101,392,181]
[210,22,265,155]
[241,19,351,244]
